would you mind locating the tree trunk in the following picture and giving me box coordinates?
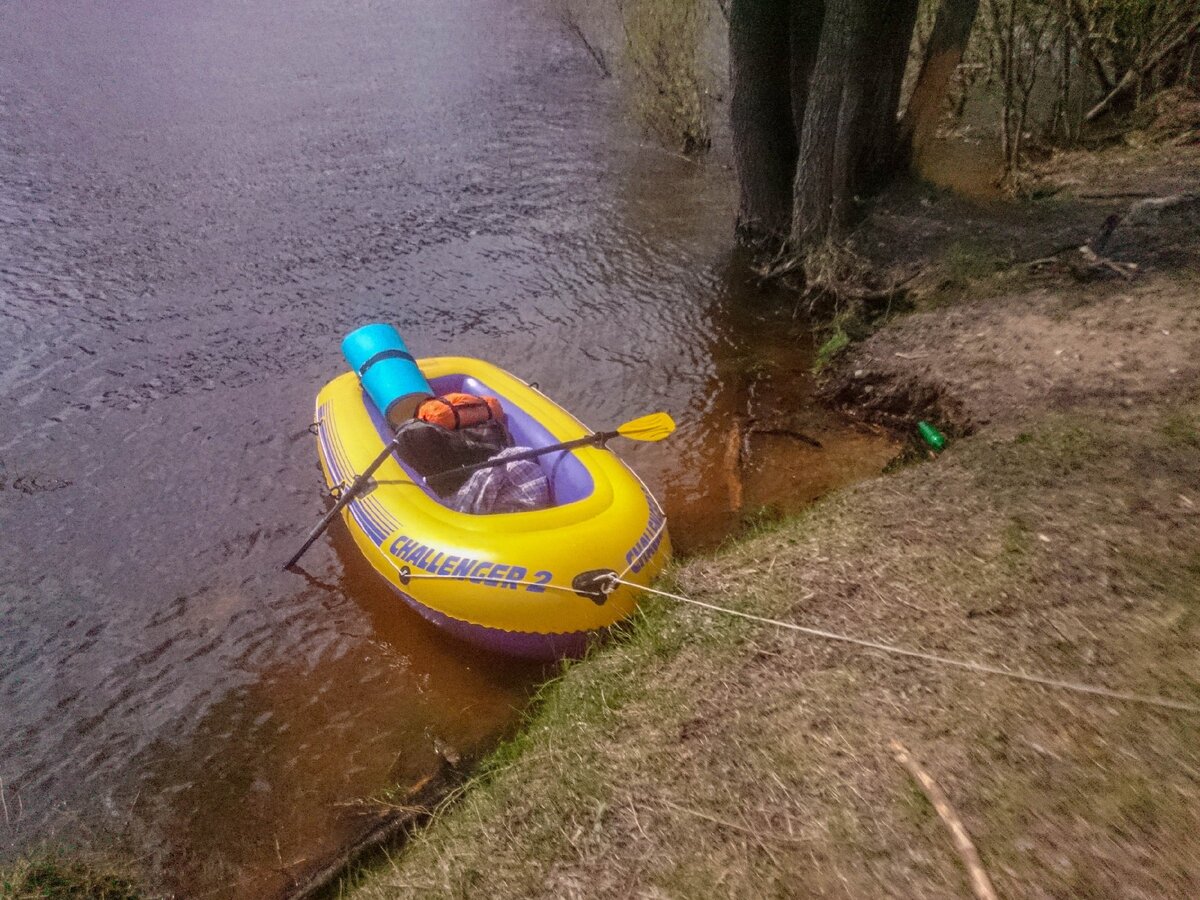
[792,0,919,249]
[729,0,798,246]
[859,0,922,182]
[792,0,858,248]
[898,0,980,167]
[1064,0,1115,94]
[788,0,826,149]
[729,0,929,255]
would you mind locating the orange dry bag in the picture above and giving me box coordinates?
[416,392,505,430]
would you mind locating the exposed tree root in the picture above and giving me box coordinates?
[754,241,922,319]
[282,767,458,900]
[551,1,611,78]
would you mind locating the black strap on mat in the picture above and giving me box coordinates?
[357,348,415,376]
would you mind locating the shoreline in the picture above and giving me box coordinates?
[333,142,1200,899]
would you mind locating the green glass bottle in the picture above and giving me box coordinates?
[917,420,947,452]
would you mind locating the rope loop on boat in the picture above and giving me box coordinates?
[605,576,1200,715]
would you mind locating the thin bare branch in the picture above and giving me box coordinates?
[890,739,999,900]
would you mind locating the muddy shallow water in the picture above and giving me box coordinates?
[0,0,896,895]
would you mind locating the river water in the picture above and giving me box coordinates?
[0,0,896,895]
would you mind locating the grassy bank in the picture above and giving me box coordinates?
[0,847,143,899]
[338,145,1200,898]
[342,407,1200,897]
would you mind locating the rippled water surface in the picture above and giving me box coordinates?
[0,0,896,895]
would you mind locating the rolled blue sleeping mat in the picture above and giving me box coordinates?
[341,323,433,425]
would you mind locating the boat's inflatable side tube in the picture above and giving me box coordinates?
[342,324,433,425]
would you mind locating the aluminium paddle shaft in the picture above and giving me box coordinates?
[283,428,408,569]
[284,411,673,570]
[418,411,672,488]
[423,430,615,487]
[284,429,610,569]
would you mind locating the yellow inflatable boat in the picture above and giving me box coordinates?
[313,357,670,658]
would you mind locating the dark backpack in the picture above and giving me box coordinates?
[392,419,509,495]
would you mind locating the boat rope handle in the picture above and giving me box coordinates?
[602,575,1200,715]
[593,467,672,597]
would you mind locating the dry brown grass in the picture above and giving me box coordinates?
[550,0,717,156]
[619,0,713,155]
[0,847,143,899]
[340,260,1200,898]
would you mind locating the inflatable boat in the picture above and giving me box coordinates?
[313,356,671,659]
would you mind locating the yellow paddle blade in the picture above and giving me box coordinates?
[615,412,676,442]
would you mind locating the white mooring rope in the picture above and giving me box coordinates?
[611,518,670,583]
[605,575,1200,715]
[386,504,1197,714]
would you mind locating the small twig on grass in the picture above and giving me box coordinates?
[869,583,930,615]
[627,799,650,841]
[889,739,999,900]
[656,796,811,847]
[1076,245,1136,280]
[0,777,9,827]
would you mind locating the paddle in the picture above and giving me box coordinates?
[283,426,411,570]
[284,412,674,570]
[424,411,675,489]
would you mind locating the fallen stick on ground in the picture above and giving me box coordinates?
[1021,193,1198,271]
[656,796,810,847]
[1076,245,1136,280]
[889,739,998,900]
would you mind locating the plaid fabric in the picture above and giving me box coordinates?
[450,447,551,515]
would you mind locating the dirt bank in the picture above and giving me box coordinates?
[328,135,1200,899]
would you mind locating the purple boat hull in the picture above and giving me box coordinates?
[388,578,597,660]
